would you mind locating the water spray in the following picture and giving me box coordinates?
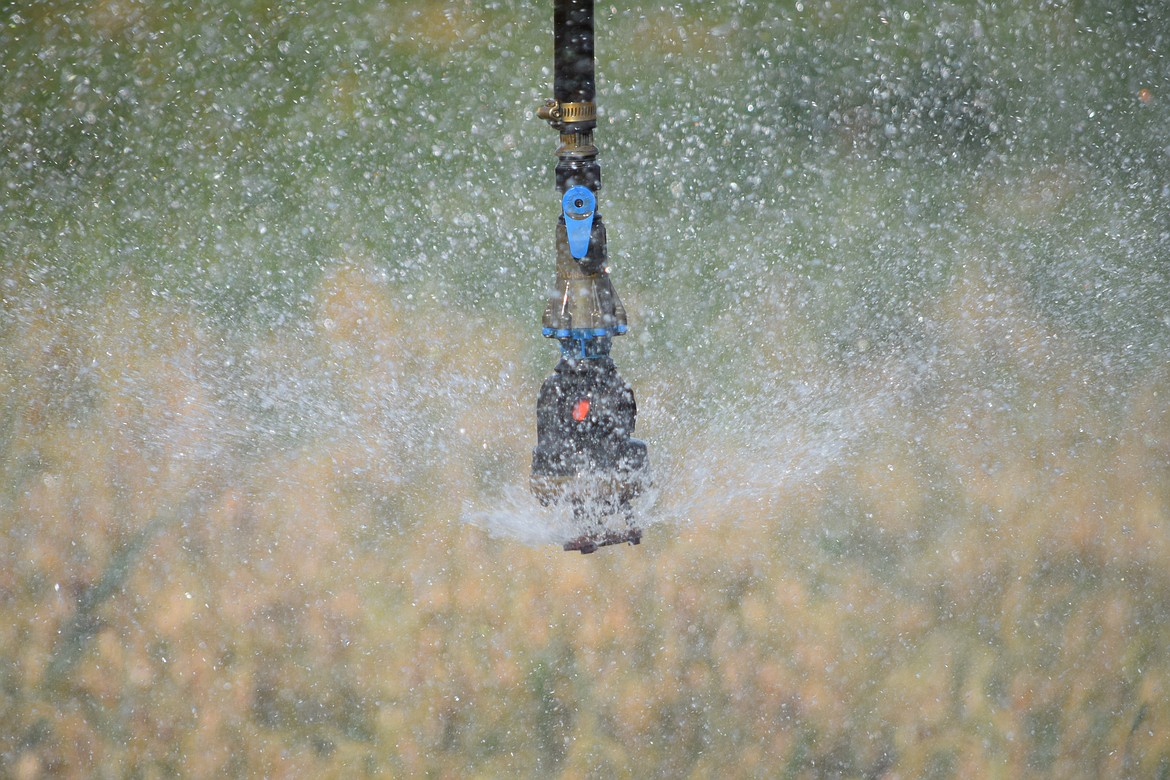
[530,0,649,553]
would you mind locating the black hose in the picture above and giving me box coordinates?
[553,0,594,109]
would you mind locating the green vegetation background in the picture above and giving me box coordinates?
[2,1,1169,776]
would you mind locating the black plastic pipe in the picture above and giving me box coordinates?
[554,0,595,112]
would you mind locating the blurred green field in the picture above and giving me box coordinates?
[3,1,1170,777]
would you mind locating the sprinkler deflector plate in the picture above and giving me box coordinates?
[564,527,641,554]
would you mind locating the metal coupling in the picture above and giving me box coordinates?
[537,99,597,129]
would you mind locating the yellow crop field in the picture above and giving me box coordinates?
[2,259,1167,777]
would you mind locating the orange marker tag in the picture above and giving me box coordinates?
[572,397,591,422]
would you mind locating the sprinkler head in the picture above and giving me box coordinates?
[529,0,648,552]
[531,355,649,551]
